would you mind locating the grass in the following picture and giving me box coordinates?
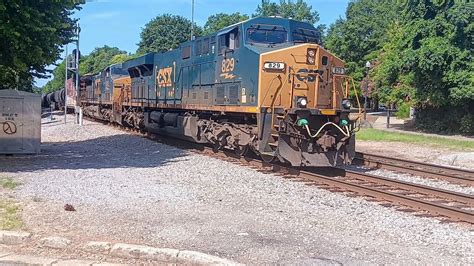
[356,128,474,150]
[0,200,22,230]
[0,177,21,189]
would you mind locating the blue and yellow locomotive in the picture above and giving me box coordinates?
[80,16,361,167]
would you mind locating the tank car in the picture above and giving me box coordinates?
[81,17,361,167]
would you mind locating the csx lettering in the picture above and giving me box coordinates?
[157,67,173,87]
[221,58,235,73]
[296,69,323,83]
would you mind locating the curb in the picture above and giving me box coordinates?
[0,230,239,265]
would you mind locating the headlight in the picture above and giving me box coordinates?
[263,62,286,71]
[342,99,351,109]
[307,48,316,65]
[332,67,346,75]
[297,97,308,108]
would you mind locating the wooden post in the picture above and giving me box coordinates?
[386,104,391,128]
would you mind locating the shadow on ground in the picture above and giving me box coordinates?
[0,134,189,173]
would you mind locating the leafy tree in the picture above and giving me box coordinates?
[401,0,473,107]
[327,0,474,134]
[254,0,279,18]
[79,46,127,75]
[109,53,135,65]
[254,0,324,39]
[254,0,319,24]
[0,0,83,91]
[203,13,249,35]
[371,22,414,106]
[137,14,202,54]
[42,60,69,94]
[325,0,399,81]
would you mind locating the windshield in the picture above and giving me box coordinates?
[292,28,320,44]
[246,24,287,44]
[111,67,129,77]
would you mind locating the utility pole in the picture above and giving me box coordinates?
[74,23,82,126]
[64,45,68,124]
[364,61,372,121]
[190,0,194,40]
[15,70,19,90]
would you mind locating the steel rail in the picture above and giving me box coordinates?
[299,170,474,223]
[354,152,474,186]
[344,170,474,205]
[240,157,473,224]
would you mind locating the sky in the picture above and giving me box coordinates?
[36,0,350,87]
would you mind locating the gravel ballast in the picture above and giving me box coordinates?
[0,114,472,264]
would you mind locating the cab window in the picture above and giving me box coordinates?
[111,67,128,77]
[218,27,239,55]
[202,37,210,54]
[182,46,191,59]
[195,39,202,56]
[246,24,287,45]
[292,28,320,44]
[194,38,211,56]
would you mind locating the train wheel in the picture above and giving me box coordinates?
[260,152,276,163]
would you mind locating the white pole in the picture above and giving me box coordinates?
[64,45,68,124]
[75,23,81,125]
[191,0,194,40]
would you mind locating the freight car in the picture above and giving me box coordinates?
[79,16,361,167]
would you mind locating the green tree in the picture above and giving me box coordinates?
[254,0,279,18]
[327,0,474,134]
[137,14,202,54]
[325,0,399,81]
[371,22,415,107]
[400,0,474,134]
[0,0,83,91]
[79,46,127,75]
[254,0,324,39]
[203,13,249,35]
[254,0,319,24]
[109,53,135,65]
[42,60,69,94]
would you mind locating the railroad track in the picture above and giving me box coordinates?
[354,152,474,186]
[195,148,474,224]
[85,116,474,224]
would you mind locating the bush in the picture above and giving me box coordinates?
[414,103,474,136]
[396,102,410,119]
[459,114,474,135]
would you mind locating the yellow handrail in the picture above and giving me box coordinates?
[350,77,363,121]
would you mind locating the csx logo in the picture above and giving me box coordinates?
[157,67,173,87]
[295,69,323,83]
